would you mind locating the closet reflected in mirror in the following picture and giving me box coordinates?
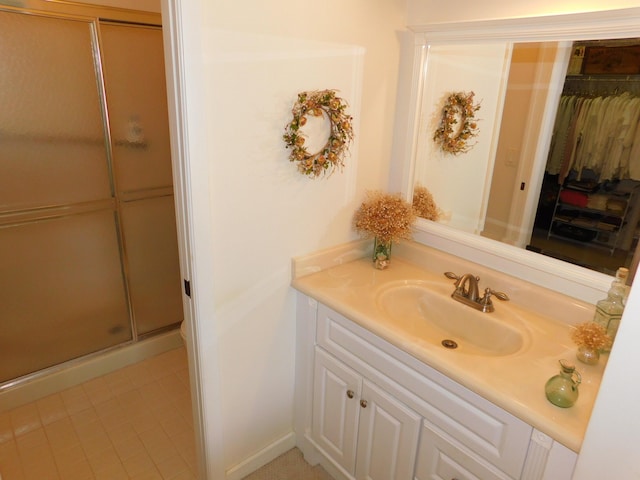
[524,39,640,276]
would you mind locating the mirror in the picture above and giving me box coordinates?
[404,10,640,290]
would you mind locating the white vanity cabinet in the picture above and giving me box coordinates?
[294,295,578,480]
[313,347,421,479]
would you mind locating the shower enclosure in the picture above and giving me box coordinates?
[0,4,183,386]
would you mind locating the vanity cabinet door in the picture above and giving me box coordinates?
[312,347,362,476]
[415,421,512,480]
[312,347,422,480]
[355,380,421,480]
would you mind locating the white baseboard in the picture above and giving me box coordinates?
[299,433,350,480]
[225,431,297,480]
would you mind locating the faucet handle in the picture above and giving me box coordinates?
[481,287,509,304]
[490,289,509,302]
[444,272,463,289]
[478,287,508,312]
[445,271,480,283]
[444,271,460,281]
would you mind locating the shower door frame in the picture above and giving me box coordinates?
[0,2,181,387]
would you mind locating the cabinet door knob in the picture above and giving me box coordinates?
[360,399,368,408]
[346,390,354,399]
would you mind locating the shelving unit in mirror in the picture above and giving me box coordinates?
[546,179,639,254]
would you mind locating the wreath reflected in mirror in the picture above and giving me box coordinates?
[433,91,481,155]
[283,89,354,178]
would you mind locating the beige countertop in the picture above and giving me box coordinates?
[292,241,606,453]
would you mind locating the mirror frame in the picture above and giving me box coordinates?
[399,8,640,302]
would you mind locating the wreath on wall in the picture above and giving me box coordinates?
[432,91,481,155]
[283,89,354,178]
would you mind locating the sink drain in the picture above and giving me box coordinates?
[441,339,458,349]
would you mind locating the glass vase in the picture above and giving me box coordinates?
[576,345,600,365]
[372,237,392,270]
[545,359,581,408]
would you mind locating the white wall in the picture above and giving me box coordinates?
[161,0,407,476]
[207,29,366,469]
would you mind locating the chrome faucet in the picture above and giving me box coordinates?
[444,272,509,313]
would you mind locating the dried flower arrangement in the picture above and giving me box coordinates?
[571,322,611,351]
[283,89,354,178]
[412,185,440,221]
[433,91,480,155]
[353,191,416,243]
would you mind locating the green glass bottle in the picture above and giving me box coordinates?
[545,360,581,408]
[592,267,628,352]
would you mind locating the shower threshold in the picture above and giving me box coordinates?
[0,327,183,412]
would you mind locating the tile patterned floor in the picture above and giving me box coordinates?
[0,347,197,480]
[242,448,334,480]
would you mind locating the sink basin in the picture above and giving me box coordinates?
[375,281,528,356]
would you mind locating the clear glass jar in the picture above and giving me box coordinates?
[545,360,581,408]
[576,345,600,365]
[592,267,628,352]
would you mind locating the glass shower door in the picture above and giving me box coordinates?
[0,11,131,382]
[0,211,132,382]
[99,22,183,336]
